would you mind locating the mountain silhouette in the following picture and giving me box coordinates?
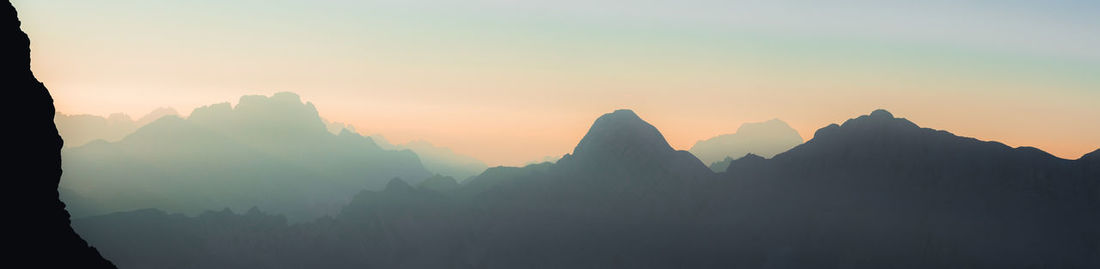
[556,109,712,181]
[712,109,1100,268]
[60,92,432,221]
[400,140,489,181]
[325,122,489,180]
[3,1,114,267]
[68,109,1100,268]
[55,108,179,148]
[689,118,803,172]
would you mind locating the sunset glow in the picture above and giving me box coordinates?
[16,0,1100,166]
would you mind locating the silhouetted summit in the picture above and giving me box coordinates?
[3,1,114,267]
[571,109,673,159]
[775,108,1066,168]
[557,109,711,180]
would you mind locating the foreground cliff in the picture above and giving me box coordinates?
[3,1,114,267]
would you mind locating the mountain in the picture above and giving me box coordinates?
[689,118,803,172]
[399,140,488,181]
[73,179,467,269]
[70,109,1100,268]
[322,118,359,136]
[556,109,712,180]
[324,123,489,180]
[60,92,432,221]
[418,174,461,193]
[54,107,179,148]
[709,109,1100,268]
[3,1,114,267]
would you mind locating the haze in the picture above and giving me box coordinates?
[14,0,1100,166]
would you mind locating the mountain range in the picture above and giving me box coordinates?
[55,107,178,148]
[71,108,1100,268]
[60,92,432,221]
[56,100,490,181]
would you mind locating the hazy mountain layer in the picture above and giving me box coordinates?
[324,122,489,180]
[72,109,1100,268]
[61,92,432,221]
[392,140,488,181]
[55,108,178,148]
[689,118,803,172]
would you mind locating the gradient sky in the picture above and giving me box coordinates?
[14,0,1100,166]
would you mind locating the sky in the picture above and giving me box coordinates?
[14,0,1100,166]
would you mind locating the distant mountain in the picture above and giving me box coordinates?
[689,118,803,172]
[323,122,489,180]
[54,107,178,148]
[61,92,432,221]
[322,118,359,136]
[71,109,1100,268]
[400,140,488,181]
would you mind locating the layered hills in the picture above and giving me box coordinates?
[72,109,1100,268]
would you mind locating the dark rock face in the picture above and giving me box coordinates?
[3,1,114,267]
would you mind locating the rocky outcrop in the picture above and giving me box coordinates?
[3,1,114,267]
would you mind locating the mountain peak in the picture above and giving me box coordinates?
[557,109,711,179]
[869,109,894,119]
[725,153,768,174]
[811,109,920,140]
[781,109,1046,166]
[185,92,327,137]
[384,177,413,193]
[571,109,674,161]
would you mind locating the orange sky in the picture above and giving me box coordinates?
[17,0,1100,166]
